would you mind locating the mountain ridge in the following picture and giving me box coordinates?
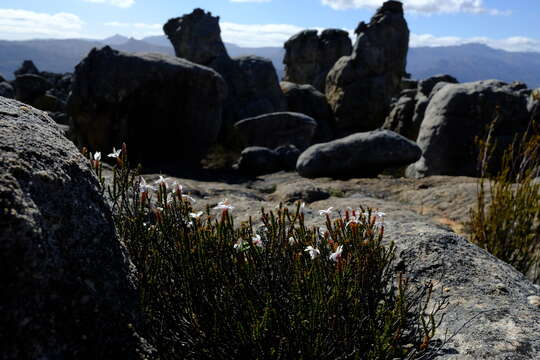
[1,35,540,88]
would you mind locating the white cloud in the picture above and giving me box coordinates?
[220,22,314,47]
[0,9,84,40]
[321,0,510,15]
[83,0,135,8]
[411,33,540,52]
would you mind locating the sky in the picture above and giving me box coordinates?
[2,0,540,52]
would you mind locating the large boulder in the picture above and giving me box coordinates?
[326,1,409,136]
[14,74,52,104]
[164,9,285,129]
[280,81,335,143]
[234,112,317,151]
[235,146,282,176]
[0,81,14,99]
[68,46,227,169]
[0,97,154,359]
[383,74,459,141]
[407,80,531,178]
[296,129,421,178]
[283,29,352,92]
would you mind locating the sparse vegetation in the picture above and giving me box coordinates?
[88,145,446,360]
[470,117,540,283]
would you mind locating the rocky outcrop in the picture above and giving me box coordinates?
[383,74,459,141]
[407,80,531,178]
[68,46,227,169]
[326,1,409,136]
[0,97,154,359]
[280,81,335,144]
[283,29,352,92]
[234,112,317,151]
[296,129,421,178]
[14,59,39,76]
[10,60,73,124]
[164,8,285,129]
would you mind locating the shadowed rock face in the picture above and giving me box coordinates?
[283,29,352,92]
[235,112,318,151]
[280,81,335,144]
[68,46,227,170]
[0,97,154,359]
[164,8,285,129]
[326,0,409,137]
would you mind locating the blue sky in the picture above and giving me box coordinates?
[2,0,540,51]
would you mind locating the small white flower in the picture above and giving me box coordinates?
[319,207,333,216]
[93,152,101,161]
[252,234,264,247]
[214,199,234,211]
[300,202,306,213]
[234,239,247,251]
[154,176,169,188]
[305,246,320,259]
[288,236,296,245]
[329,245,344,262]
[107,147,121,158]
[375,211,386,219]
[139,177,156,193]
[172,182,183,193]
[346,216,360,228]
[190,211,204,219]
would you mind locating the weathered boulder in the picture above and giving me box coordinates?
[326,1,409,136]
[164,8,285,129]
[418,74,459,97]
[0,81,14,99]
[235,112,317,151]
[235,146,281,176]
[407,80,531,178]
[68,46,227,169]
[14,74,52,104]
[297,129,421,178]
[383,89,418,140]
[14,59,39,76]
[283,29,352,92]
[275,144,301,171]
[280,81,335,143]
[0,97,154,359]
[384,75,459,141]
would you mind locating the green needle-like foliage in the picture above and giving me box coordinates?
[471,118,540,283]
[87,146,446,360]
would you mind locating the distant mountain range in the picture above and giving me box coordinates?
[2,34,540,88]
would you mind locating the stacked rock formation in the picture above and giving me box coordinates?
[326,0,409,136]
[164,8,286,128]
[283,29,352,92]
